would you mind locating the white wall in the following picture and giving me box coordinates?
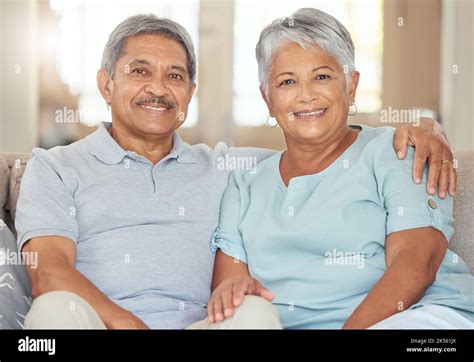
[440,0,474,150]
[0,0,38,152]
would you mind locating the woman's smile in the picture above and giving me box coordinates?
[292,107,328,121]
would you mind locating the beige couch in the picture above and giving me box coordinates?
[0,151,473,273]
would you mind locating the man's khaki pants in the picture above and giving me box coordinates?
[24,291,282,329]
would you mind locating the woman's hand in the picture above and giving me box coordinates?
[207,275,274,323]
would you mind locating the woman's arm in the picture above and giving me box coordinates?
[342,227,447,329]
[208,251,273,323]
[211,250,250,291]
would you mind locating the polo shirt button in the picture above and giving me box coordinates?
[428,199,438,209]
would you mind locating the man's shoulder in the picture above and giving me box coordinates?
[187,141,278,171]
[28,138,88,172]
[187,140,229,161]
[188,141,276,158]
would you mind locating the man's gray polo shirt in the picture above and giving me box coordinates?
[15,122,274,328]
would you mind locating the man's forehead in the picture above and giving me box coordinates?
[122,34,187,61]
[127,58,187,73]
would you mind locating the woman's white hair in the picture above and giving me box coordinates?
[256,8,355,94]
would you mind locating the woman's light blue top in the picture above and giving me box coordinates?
[211,126,473,329]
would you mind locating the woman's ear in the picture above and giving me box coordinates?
[348,71,360,103]
[259,85,274,117]
[97,69,113,105]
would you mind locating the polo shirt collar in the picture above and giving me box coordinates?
[85,122,196,165]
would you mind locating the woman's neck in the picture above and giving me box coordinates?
[280,127,359,184]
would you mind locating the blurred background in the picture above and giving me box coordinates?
[0,0,472,152]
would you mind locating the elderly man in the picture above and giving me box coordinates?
[16,14,456,329]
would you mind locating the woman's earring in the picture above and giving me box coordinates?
[348,103,358,116]
[266,115,279,127]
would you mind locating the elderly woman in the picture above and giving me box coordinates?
[207,8,473,329]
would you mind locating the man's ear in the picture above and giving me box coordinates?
[259,85,274,117]
[348,71,360,103]
[97,69,113,104]
[189,82,197,100]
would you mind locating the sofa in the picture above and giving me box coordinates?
[0,150,473,329]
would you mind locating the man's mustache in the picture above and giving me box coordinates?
[134,96,177,109]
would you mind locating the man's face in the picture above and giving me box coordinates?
[101,34,196,137]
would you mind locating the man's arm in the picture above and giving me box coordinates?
[230,117,456,198]
[23,236,149,329]
[393,117,456,198]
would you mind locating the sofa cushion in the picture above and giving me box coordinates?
[0,158,8,221]
[450,150,474,273]
[8,156,29,224]
[0,219,32,329]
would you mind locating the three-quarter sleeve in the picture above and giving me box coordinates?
[15,148,79,252]
[210,172,248,264]
[374,130,454,241]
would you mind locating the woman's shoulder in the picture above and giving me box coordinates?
[350,126,419,183]
[356,126,401,163]
[229,151,281,187]
[357,125,396,147]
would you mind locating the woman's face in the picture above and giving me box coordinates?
[262,42,359,145]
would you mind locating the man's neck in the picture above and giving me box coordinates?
[109,124,174,165]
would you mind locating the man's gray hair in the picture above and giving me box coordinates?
[101,14,196,82]
[256,8,355,94]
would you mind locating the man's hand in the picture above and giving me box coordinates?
[207,275,274,323]
[393,117,456,199]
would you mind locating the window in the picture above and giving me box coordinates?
[233,0,383,126]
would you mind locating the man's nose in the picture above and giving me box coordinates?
[144,74,169,97]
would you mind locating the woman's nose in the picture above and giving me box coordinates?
[296,83,319,103]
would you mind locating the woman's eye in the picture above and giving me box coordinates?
[280,79,295,86]
[170,73,184,80]
[316,74,330,80]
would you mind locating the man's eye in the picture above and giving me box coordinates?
[315,74,330,80]
[170,73,184,80]
[132,68,147,75]
[280,79,295,86]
